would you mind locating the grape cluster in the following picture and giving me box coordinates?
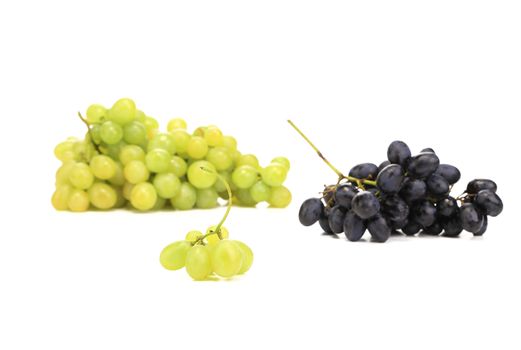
[52,98,292,212]
[292,122,503,242]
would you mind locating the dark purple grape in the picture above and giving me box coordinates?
[434,164,461,185]
[378,160,391,173]
[466,179,497,194]
[318,207,334,234]
[387,141,411,166]
[411,200,437,227]
[376,164,404,194]
[381,195,409,223]
[460,203,485,233]
[389,218,408,230]
[426,174,450,196]
[473,215,488,236]
[423,221,443,235]
[436,196,459,217]
[399,179,427,204]
[343,211,366,242]
[298,198,324,226]
[421,148,435,153]
[328,205,347,234]
[351,191,380,219]
[334,183,357,209]
[442,215,463,237]
[349,163,379,180]
[474,190,503,217]
[367,214,391,242]
[407,152,440,178]
[366,187,379,196]
[402,221,422,235]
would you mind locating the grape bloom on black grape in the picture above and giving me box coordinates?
[290,120,503,243]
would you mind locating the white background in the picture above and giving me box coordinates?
[1,1,520,349]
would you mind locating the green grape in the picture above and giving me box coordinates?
[86,104,107,124]
[124,160,150,184]
[261,163,287,187]
[54,140,75,162]
[153,173,181,199]
[90,155,117,180]
[231,165,258,189]
[144,116,159,139]
[130,182,157,211]
[170,182,197,210]
[68,163,94,190]
[119,144,145,165]
[169,156,188,178]
[159,240,192,270]
[100,121,123,145]
[123,121,147,145]
[206,147,232,171]
[193,126,206,137]
[196,188,218,209]
[55,161,75,186]
[185,245,212,280]
[235,188,257,207]
[147,133,176,154]
[236,154,259,168]
[250,181,271,203]
[67,189,90,212]
[271,156,290,170]
[187,160,217,189]
[234,240,253,274]
[122,181,134,200]
[152,196,167,210]
[167,118,187,131]
[105,141,126,161]
[170,129,190,154]
[88,182,117,209]
[186,136,208,159]
[211,240,243,278]
[185,230,203,243]
[222,135,237,151]
[90,124,102,144]
[145,148,172,173]
[108,162,125,186]
[114,187,127,208]
[213,171,235,193]
[52,184,72,210]
[204,125,223,147]
[108,98,136,125]
[268,185,292,208]
[206,226,229,245]
[135,109,146,122]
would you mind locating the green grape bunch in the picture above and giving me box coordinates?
[52,98,292,212]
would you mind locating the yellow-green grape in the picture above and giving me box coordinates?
[88,182,117,209]
[170,129,190,155]
[196,188,219,209]
[90,124,102,144]
[236,154,259,168]
[206,147,233,171]
[122,182,134,200]
[185,245,212,280]
[206,225,229,245]
[130,182,157,211]
[86,104,107,124]
[234,240,253,274]
[105,141,126,161]
[187,160,217,189]
[67,189,90,212]
[108,162,125,186]
[261,163,288,187]
[114,188,127,208]
[271,156,290,170]
[135,109,146,122]
[124,160,150,184]
[55,161,75,186]
[54,140,76,162]
[108,98,136,125]
[90,155,117,180]
[144,116,159,138]
[148,133,176,154]
[170,182,197,210]
[268,185,292,208]
[232,165,258,189]
[119,144,145,165]
[186,136,208,159]
[235,188,257,207]
[152,196,167,210]
[250,181,271,203]
[185,230,204,243]
[159,240,192,270]
[167,118,187,131]
[213,171,235,193]
[222,135,237,151]
[204,125,223,147]
[52,184,73,210]
[68,163,94,190]
[123,121,147,145]
[153,173,181,199]
[100,121,123,145]
[211,240,243,278]
[145,148,172,173]
[169,156,188,178]
[193,126,206,137]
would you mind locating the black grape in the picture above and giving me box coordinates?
[402,221,422,235]
[434,164,461,184]
[376,164,404,194]
[351,191,380,219]
[343,211,366,242]
[381,195,409,223]
[436,196,459,217]
[334,183,357,209]
[367,214,391,242]
[298,198,324,226]
[407,152,440,178]
[411,200,437,227]
[387,141,411,166]
[460,203,485,234]
[442,215,463,237]
[466,179,497,194]
[328,205,347,234]
[399,179,427,204]
[473,215,488,236]
[474,190,503,217]
[318,207,334,234]
[426,174,450,196]
[421,148,435,153]
[378,160,391,173]
[423,221,443,235]
[349,163,379,180]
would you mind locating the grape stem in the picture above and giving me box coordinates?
[77,112,102,154]
[200,166,232,239]
[287,120,377,187]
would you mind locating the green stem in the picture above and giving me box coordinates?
[78,112,102,154]
[200,167,232,239]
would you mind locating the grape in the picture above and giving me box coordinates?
[170,129,190,154]
[402,221,421,235]
[234,241,254,274]
[376,164,404,194]
[328,205,347,233]
[100,121,123,145]
[271,157,290,170]
[351,191,380,219]
[108,162,125,186]
[153,173,181,199]
[105,141,126,161]
[343,211,366,241]
[52,184,73,210]
[426,173,449,196]
[185,230,204,243]
[236,154,259,168]
[474,190,503,216]
[410,200,437,227]
[196,188,219,209]
[169,156,188,178]
[442,215,463,237]
[222,136,237,151]
[148,133,176,154]
[170,182,197,210]
[466,179,497,194]
[298,198,324,226]
[185,245,212,280]
[387,141,411,166]
[268,186,292,208]
[473,215,488,236]
[135,110,146,122]
[55,161,75,185]
[407,152,440,178]
[460,203,484,233]
[187,160,217,189]
[88,182,117,209]
[206,226,230,245]
[86,104,107,124]
[261,163,287,187]
[399,179,427,204]
[378,160,391,172]
[144,116,159,139]
[232,165,258,189]
[108,98,136,125]
[186,136,208,159]
[90,155,117,180]
[159,240,192,270]
[54,141,75,162]
[204,126,223,146]
[249,181,271,203]
[167,118,187,131]
[206,147,233,171]
[349,163,378,180]
[90,124,102,144]
[381,195,409,223]
[119,145,145,165]
[214,171,234,194]
[68,163,94,190]
[421,148,435,153]
[334,183,357,209]
[367,214,391,242]
[423,221,443,235]
[130,182,157,211]
[124,160,150,184]
[235,188,257,206]
[211,240,243,277]
[318,207,333,234]
[123,121,147,145]
[67,189,90,212]
[145,148,172,173]
[436,196,458,217]
[434,164,461,185]
[122,182,134,200]
[114,188,127,208]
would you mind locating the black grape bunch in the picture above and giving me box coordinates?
[289,121,503,243]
